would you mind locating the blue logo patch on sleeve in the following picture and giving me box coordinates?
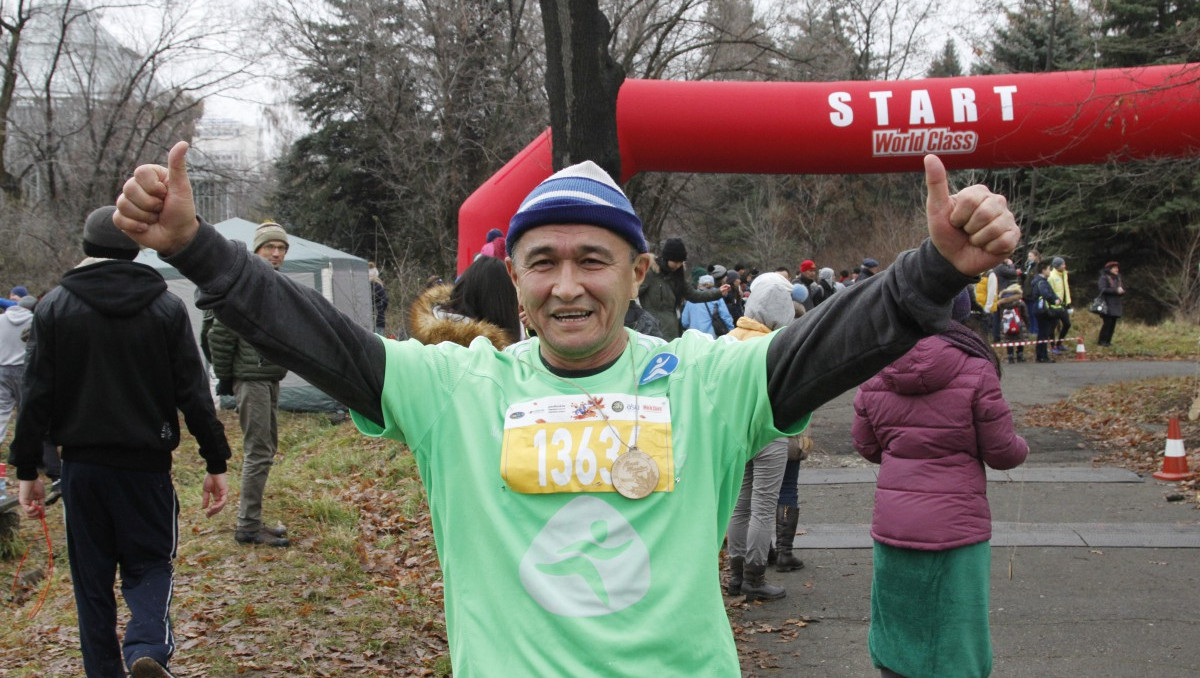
[639,353,679,385]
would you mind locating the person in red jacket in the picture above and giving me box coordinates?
[852,289,1028,678]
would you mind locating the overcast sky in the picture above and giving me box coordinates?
[117,0,1007,131]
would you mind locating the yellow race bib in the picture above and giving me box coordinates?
[501,393,673,494]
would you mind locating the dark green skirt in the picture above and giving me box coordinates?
[869,541,992,678]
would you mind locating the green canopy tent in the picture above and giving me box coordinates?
[135,218,372,412]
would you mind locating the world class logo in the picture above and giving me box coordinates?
[828,84,1018,159]
[872,128,979,156]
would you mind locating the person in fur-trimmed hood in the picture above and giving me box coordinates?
[408,256,522,349]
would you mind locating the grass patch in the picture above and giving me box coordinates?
[1055,313,1198,359]
[989,313,1198,360]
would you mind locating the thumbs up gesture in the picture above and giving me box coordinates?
[114,141,199,256]
[923,154,1020,278]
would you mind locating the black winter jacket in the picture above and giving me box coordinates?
[7,260,230,479]
[1098,270,1124,317]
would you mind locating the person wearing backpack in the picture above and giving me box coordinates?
[995,283,1027,364]
[989,260,1019,341]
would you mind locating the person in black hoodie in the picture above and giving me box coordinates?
[8,206,230,678]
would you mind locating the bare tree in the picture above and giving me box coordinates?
[827,0,938,79]
[0,0,35,202]
[0,0,267,291]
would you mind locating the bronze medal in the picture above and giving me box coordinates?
[611,446,659,499]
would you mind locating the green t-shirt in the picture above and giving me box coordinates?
[352,328,808,677]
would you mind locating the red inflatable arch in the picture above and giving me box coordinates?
[458,63,1200,272]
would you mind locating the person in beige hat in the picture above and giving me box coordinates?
[204,221,291,547]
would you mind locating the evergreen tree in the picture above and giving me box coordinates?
[974,0,1200,319]
[272,121,397,257]
[1049,0,1200,320]
[927,39,963,77]
[968,0,1095,305]
[270,0,544,275]
[1095,0,1200,66]
[975,0,1095,74]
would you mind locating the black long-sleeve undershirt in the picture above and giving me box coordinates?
[167,222,972,432]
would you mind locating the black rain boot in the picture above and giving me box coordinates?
[725,556,744,596]
[775,505,804,572]
[742,563,786,602]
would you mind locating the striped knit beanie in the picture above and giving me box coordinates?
[507,161,645,254]
[253,221,289,253]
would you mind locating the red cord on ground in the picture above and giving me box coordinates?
[10,511,54,618]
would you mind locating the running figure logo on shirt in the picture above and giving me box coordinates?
[520,496,651,617]
[639,353,678,385]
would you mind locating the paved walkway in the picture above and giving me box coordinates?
[732,360,1200,678]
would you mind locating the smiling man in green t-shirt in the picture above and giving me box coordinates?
[110,142,1019,677]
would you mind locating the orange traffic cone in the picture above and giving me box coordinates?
[1074,336,1087,361]
[1153,417,1194,481]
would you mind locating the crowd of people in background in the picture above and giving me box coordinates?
[467,226,1131,356]
[970,250,1128,363]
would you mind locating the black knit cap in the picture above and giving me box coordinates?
[661,237,687,263]
[82,206,139,260]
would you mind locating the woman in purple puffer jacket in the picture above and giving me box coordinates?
[852,289,1028,678]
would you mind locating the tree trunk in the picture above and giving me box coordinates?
[0,10,30,204]
[538,0,624,178]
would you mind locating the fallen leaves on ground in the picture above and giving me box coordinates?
[1020,375,1200,497]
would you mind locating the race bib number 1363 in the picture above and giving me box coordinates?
[501,393,673,495]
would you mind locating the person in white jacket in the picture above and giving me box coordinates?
[0,295,36,442]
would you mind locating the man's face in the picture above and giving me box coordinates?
[802,268,816,281]
[256,240,287,269]
[666,259,684,272]
[509,224,651,371]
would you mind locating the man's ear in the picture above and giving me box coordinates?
[630,253,653,298]
[506,256,526,305]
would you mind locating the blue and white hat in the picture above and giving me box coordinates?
[507,161,646,254]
